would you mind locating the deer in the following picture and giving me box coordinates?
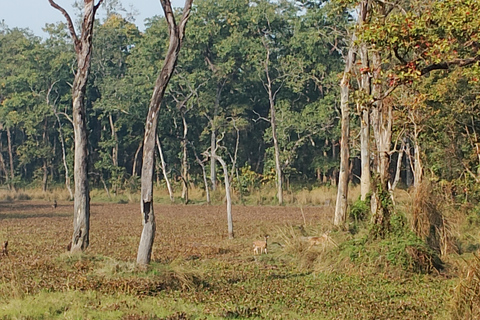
[52,200,57,209]
[253,235,269,255]
[1,241,8,256]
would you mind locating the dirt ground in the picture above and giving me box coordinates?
[0,201,333,262]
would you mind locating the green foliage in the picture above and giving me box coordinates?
[339,227,442,274]
[349,197,370,222]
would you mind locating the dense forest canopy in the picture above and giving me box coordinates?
[1,0,480,207]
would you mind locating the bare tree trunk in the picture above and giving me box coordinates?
[334,1,367,226]
[132,142,142,177]
[370,48,393,235]
[108,113,118,167]
[52,107,74,200]
[270,98,283,205]
[137,0,193,266]
[42,119,49,193]
[42,160,48,193]
[156,136,174,202]
[210,126,217,191]
[263,42,283,205]
[213,154,233,239]
[181,113,188,202]
[358,39,371,201]
[334,61,353,227]
[209,83,224,192]
[194,150,210,204]
[0,139,8,185]
[413,138,423,188]
[390,141,405,192]
[6,127,15,192]
[49,0,104,253]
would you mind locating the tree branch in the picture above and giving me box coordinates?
[48,0,79,51]
[421,56,480,75]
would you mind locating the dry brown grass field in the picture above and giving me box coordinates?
[0,200,457,319]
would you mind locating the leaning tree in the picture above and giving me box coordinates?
[48,0,104,252]
[137,0,193,266]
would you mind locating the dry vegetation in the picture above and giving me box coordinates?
[0,187,473,319]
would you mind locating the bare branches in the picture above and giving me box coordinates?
[421,56,480,75]
[48,0,79,51]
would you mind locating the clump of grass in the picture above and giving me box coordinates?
[412,180,457,256]
[276,224,339,271]
[148,259,206,291]
[451,254,480,320]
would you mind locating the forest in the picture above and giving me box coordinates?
[1,0,480,318]
[1,0,479,207]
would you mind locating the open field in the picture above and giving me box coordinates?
[0,200,454,319]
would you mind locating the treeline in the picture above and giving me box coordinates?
[0,0,346,198]
[1,0,480,207]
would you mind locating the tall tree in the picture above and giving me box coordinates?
[48,0,104,252]
[334,1,368,227]
[137,0,193,266]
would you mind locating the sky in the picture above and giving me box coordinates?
[1,0,186,37]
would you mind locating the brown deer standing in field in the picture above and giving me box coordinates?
[1,241,8,256]
[52,200,57,209]
[253,235,269,255]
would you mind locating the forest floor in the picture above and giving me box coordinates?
[0,200,454,319]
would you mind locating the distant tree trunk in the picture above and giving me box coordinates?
[212,154,234,239]
[156,136,174,202]
[209,82,224,192]
[52,105,74,200]
[42,160,48,192]
[390,141,405,192]
[263,41,283,205]
[108,113,118,167]
[42,119,49,192]
[358,38,371,201]
[49,0,104,252]
[413,134,423,188]
[194,149,210,204]
[137,0,193,266]
[0,139,8,185]
[334,53,354,226]
[6,127,15,192]
[132,142,142,177]
[210,126,217,191]
[181,112,189,203]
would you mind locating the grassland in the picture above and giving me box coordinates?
[0,195,469,319]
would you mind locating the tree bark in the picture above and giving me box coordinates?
[108,113,118,167]
[213,154,233,239]
[181,112,189,203]
[209,82,224,192]
[370,48,393,235]
[137,0,193,266]
[334,58,354,227]
[49,0,104,253]
[334,1,368,226]
[358,34,371,201]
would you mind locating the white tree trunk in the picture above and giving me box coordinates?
[214,155,234,239]
[156,136,174,202]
